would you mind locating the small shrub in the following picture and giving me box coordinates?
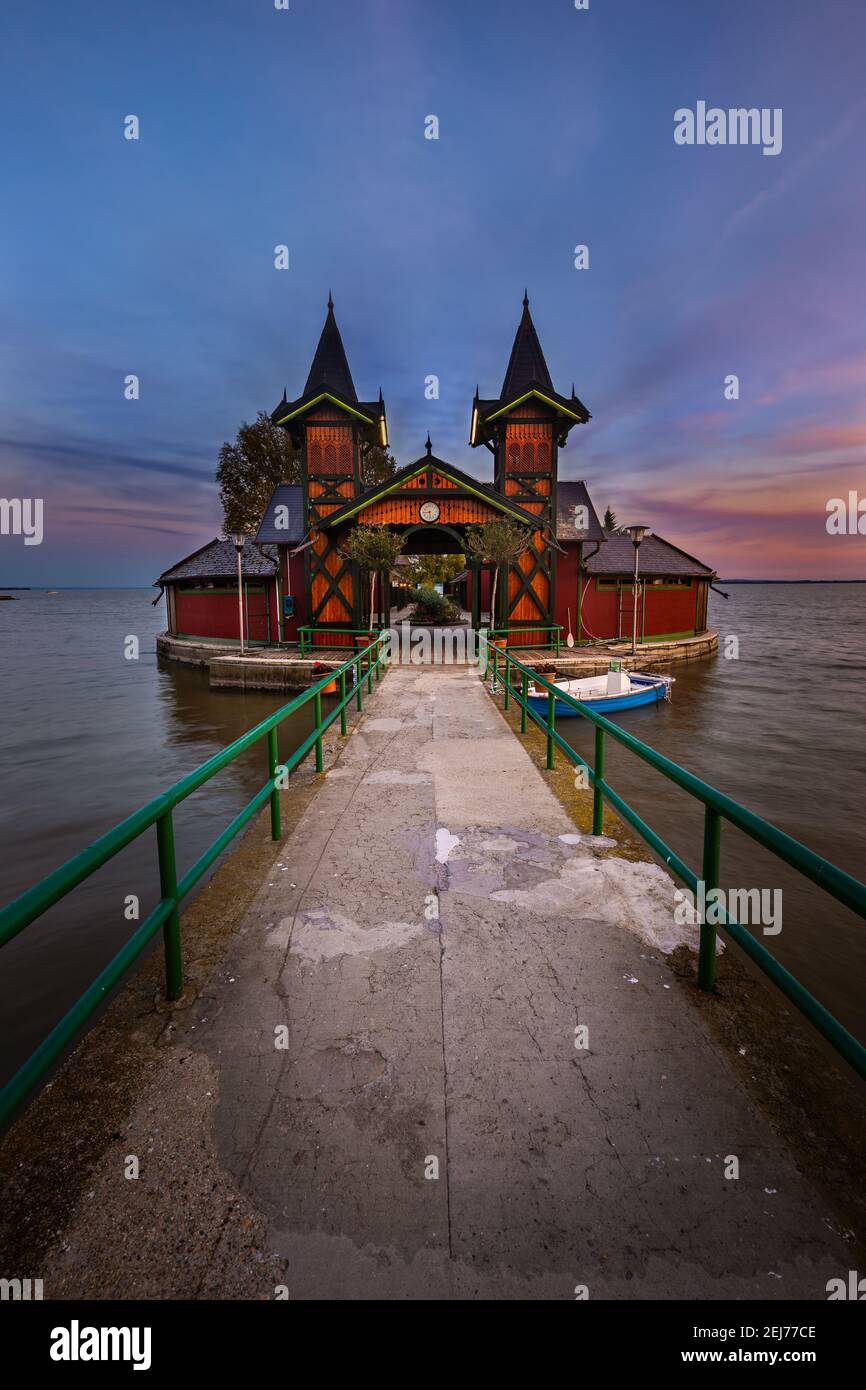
[408,586,458,622]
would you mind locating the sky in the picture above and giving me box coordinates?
[1,0,864,584]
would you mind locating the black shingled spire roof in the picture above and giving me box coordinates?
[500,291,554,398]
[303,292,358,403]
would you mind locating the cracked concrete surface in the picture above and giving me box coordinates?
[41,665,852,1299]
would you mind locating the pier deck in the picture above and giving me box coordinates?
[39,665,849,1299]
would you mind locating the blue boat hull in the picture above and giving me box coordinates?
[527,680,667,717]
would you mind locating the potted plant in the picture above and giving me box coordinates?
[311,661,337,693]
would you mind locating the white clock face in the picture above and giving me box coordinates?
[419,501,440,522]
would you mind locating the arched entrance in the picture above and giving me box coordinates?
[303,449,552,649]
[385,522,487,635]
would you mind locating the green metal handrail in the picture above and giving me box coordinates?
[482,637,866,1081]
[0,636,387,1129]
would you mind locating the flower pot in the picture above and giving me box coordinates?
[538,671,557,684]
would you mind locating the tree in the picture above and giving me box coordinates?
[464,519,533,628]
[217,413,299,536]
[402,552,466,589]
[603,506,619,533]
[361,443,398,487]
[346,525,407,631]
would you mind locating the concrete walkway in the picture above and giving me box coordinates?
[45,664,850,1299]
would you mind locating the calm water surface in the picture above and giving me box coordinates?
[555,584,866,1044]
[0,585,864,1088]
[0,589,321,1084]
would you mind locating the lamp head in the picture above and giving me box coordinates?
[626,524,649,547]
[232,533,246,553]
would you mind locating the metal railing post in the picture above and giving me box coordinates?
[267,727,281,841]
[546,688,555,769]
[503,654,510,710]
[356,657,363,711]
[156,810,183,1001]
[699,807,721,991]
[314,690,324,772]
[339,670,347,735]
[520,672,528,733]
[592,727,605,835]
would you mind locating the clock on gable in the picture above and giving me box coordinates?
[419,501,440,522]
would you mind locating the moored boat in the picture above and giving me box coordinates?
[527,666,673,716]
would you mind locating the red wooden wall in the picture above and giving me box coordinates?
[172,585,272,643]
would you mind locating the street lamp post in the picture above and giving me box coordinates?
[233,533,246,655]
[625,525,649,656]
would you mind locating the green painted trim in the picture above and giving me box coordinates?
[483,389,586,426]
[274,392,375,427]
[642,629,696,643]
[320,462,538,528]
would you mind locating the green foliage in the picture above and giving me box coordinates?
[603,506,619,532]
[464,518,533,624]
[346,524,407,630]
[407,586,459,623]
[401,552,465,589]
[464,518,532,568]
[346,524,406,574]
[361,443,398,487]
[217,412,300,536]
[216,418,393,537]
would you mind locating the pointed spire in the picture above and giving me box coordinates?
[500,292,554,399]
[425,433,433,456]
[304,294,358,402]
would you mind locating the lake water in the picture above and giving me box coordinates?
[0,589,320,1086]
[553,583,866,1046]
[0,585,864,1090]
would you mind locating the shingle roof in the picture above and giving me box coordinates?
[156,538,278,584]
[470,296,591,445]
[255,484,305,545]
[501,295,554,398]
[555,481,605,542]
[585,529,715,578]
[270,299,386,444]
[304,294,357,402]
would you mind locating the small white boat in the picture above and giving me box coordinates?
[527,666,673,715]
